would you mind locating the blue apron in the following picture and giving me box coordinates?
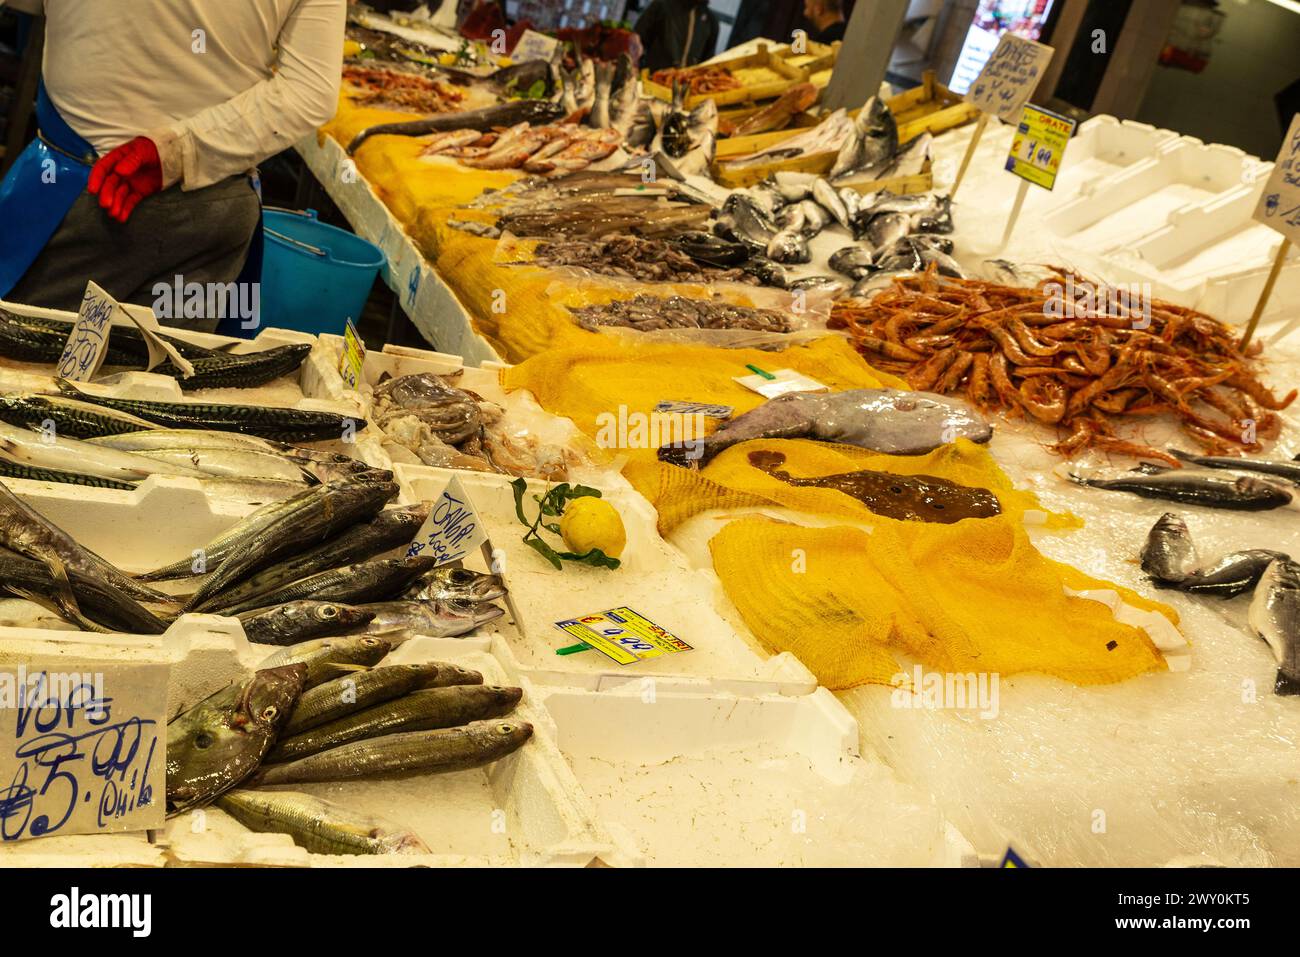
[0,82,98,298]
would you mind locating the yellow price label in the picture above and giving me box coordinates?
[1005,104,1076,191]
[554,607,693,666]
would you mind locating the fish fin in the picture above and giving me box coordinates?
[7,582,110,634]
[1274,670,1300,697]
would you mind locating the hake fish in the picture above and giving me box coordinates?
[1065,465,1292,511]
[237,600,377,646]
[266,685,523,762]
[658,388,993,467]
[747,450,1001,523]
[283,662,481,736]
[166,664,307,814]
[259,635,392,689]
[216,789,429,856]
[1247,558,1300,695]
[249,719,534,786]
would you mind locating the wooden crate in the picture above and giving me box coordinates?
[710,71,976,186]
[642,42,808,110]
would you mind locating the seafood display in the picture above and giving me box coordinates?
[342,63,467,114]
[650,65,741,96]
[830,271,1295,462]
[531,234,769,286]
[719,83,818,138]
[568,294,793,334]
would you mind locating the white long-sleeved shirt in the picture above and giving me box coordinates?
[1,0,345,190]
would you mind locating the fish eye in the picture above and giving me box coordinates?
[321,606,339,619]
[362,638,382,647]
[261,705,278,721]
[194,732,214,749]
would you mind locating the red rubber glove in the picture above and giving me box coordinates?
[88,137,164,224]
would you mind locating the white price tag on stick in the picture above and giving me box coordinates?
[57,281,193,381]
[965,34,1055,124]
[1254,113,1300,245]
[406,475,488,566]
[0,661,166,842]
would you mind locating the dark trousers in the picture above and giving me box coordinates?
[9,174,261,332]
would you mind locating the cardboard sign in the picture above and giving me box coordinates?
[406,474,488,566]
[1006,104,1077,190]
[57,283,117,381]
[338,318,366,390]
[1254,113,1300,244]
[512,29,560,64]
[554,607,693,666]
[0,662,166,842]
[965,34,1055,124]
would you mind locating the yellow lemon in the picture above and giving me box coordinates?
[343,39,362,58]
[560,497,627,559]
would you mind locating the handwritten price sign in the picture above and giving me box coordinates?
[0,663,165,841]
[1254,113,1300,244]
[406,475,488,567]
[57,282,117,381]
[965,33,1055,124]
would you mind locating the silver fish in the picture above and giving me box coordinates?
[404,566,509,604]
[771,170,817,202]
[126,447,312,484]
[1247,559,1300,695]
[237,601,377,646]
[1139,513,1201,584]
[829,95,898,180]
[1169,449,1300,485]
[1065,465,1292,511]
[1181,550,1288,598]
[351,599,505,639]
[658,388,993,466]
[812,177,850,228]
[0,420,204,482]
[765,229,811,264]
[216,789,429,856]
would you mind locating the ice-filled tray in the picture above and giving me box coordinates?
[528,682,975,867]
[397,468,817,695]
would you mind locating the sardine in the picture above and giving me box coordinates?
[283,662,481,736]
[1139,513,1201,584]
[166,664,307,814]
[237,601,376,646]
[347,99,565,153]
[266,685,523,762]
[219,555,438,616]
[1065,465,1292,511]
[659,388,993,467]
[249,719,534,786]
[259,635,392,689]
[1247,559,1300,695]
[216,789,429,856]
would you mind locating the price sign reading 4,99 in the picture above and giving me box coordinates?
[553,607,693,666]
[1005,104,1077,191]
[0,663,166,842]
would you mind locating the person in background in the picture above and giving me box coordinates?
[0,0,345,329]
[802,0,847,44]
[636,0,719,73]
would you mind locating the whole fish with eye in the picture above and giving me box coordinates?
[1247,558,1300,695]
[347,99,566,154]
[0,419,207,482]
[55,381,367,443]
[747,450,1001,523]
[266,685,524,763]
[248,719,534,787]
[212,555,439,616]
[404,566,509,604]
[284,662,483,737]
[216,789,430,856]
[658,389,993,467]
[1064,464,1292,511]
[1138,512,1287,597]
[259,635,392,689]
[351,598,505,640]
[185,476,400,611]
[0,547,171,633]
[237,601,376,646]
[166,664,307,814]
[829,96,899,180]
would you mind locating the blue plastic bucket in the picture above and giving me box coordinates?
[237,208,385,338]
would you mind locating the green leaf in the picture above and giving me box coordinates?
[510,478,530,525]
[556,547,622,570]
[525,536,564,570]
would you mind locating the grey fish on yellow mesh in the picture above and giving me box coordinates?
[237,601,376,646]
[249,718,534,786]
[0,481,175,618]
[747,450,1001,523]
[259,635,392,689]
[185,476,399,610]
[216,555,438,616]
[267,685,523,762]
[55,380,367,443]
[202,504,430,612]
[351,598,505,639]
[283,662,482,736]
[166,664,306,814]
[658,388,993,467]
[404,566,508,604]
[0,548,171,633]
[215,789,429,856]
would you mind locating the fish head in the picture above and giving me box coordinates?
[424,566,509,603]
[474,718,534,752]
[309,602,374,631]
[443,597,506,630]
[327,635,392,669]
[482,685,525,710]
[165,663,306,813]
[1233,475,1293,508]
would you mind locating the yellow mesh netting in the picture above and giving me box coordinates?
[709,516,1172,689]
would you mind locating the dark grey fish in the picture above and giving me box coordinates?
[166,664,307,814]
[1170,449,1300,485]
[1140,513,1201,584]
[283,662,481,737]
[219,556,439,616]
[0,459,136,490]
[237,601,376,646]
[1066,466,1292,511]
[829,245,876,279]
[1247,558,1300,695]
[1181,550,1288,598]
[659,389,992,467]
[765,230,810,264]
[865,212,910,250]
[714,194,778,252]
[0,548,171,633]
[346,99,565,153]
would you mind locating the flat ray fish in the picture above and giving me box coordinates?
[747,450,1001,523]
